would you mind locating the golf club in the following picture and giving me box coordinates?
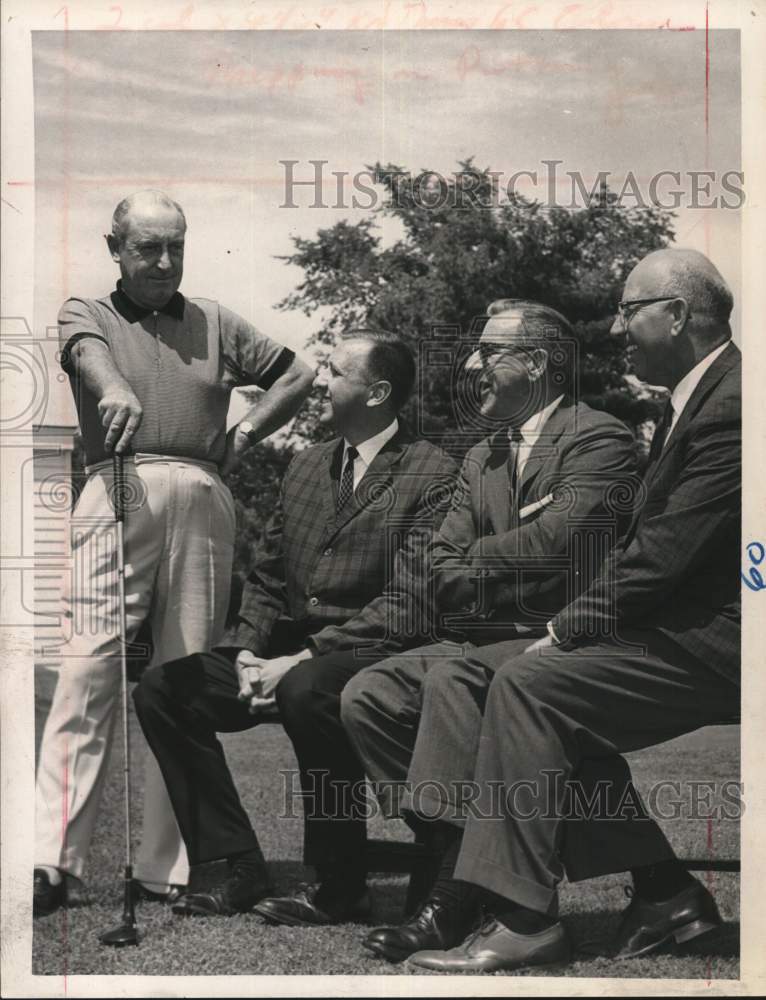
[99,452,139,947]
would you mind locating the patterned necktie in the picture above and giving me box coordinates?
[336,446,358,513]
[508,426,524,522]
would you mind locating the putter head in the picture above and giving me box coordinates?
[99,921,139,947]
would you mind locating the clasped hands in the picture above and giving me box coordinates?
[235,648,312,714]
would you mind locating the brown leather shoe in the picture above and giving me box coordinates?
[604,882,722,959]
[408,915,571,973]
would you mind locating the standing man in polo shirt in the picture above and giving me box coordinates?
[33,190,313,916]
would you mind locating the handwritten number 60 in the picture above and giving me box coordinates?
[742,541,766,592]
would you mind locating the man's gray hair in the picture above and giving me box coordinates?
[110,190,186,242]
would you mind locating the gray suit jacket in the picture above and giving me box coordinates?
[431,397,638,642]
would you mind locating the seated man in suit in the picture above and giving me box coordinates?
[389,248,741,974]
[256,299,637,931]
[133,330,457,917]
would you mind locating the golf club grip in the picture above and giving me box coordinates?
[112,452,126,522]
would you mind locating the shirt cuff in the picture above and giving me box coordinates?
[546,620,562,644]
[220,622,270,656]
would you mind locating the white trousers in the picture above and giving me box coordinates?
[35,456,235,885]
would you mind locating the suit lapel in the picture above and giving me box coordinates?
[646,341,740,479]
[320,439,344,535]
[626,342,740,539]
[330,432,406,534]
[484,433,512,534]
[518,397,574,498]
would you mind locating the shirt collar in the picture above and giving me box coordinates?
[344,418,399,468]
[111,280,186,323]
[669,341,729,421]
[512,394,565,449]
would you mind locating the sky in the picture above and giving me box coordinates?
[32,28,742,425]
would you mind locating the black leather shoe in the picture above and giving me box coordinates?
[254,883,371,927]
[362,896,479,963]
[172,869,274,917]
[33,870,91,916]
[130,879,186,905]
[408,915,571,972]
[587,882,723,959]
[62,874,90,908]
[33,869,64,917]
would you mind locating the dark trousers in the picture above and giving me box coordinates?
[133,638,386,871]
[451,630,740,916]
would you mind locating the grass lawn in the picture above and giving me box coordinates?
[32,700,740,982]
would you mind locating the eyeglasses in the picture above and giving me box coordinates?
[616,296,690,331]
[476,343,530,368]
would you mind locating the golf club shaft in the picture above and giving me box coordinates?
[113,454,133,871]
[98,453,139,946]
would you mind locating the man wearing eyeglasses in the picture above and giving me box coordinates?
[311,298,638,952]
[393,247,741,974]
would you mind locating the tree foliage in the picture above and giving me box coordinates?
[277,160,674,449]
[226,160,675,573]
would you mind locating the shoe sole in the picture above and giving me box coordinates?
[173,886,275,919]
[171,902,241,917]
[255,907,330,928]
[362,938,413,963]
[615,918,722,959]
[255,903,372,928]
[405,954,571,973]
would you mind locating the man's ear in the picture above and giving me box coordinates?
[366,379,392,407]
[105,233,121,262]
[527,347,548,381]
[669,297,691,337]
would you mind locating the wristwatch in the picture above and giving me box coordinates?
[238,420,258,444]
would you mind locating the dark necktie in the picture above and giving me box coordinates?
[508,427,524,523]
[645,400,674,474]
[625,400,674,541]
[336,446,358,513]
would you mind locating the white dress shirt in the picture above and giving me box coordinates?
[512,395,565,479]
[342,418,399,491]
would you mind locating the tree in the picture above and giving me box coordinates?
[225,436,294,581]
[276,160,673,453]
[225,160,674,573]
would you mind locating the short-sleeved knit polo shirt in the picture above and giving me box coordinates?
[59,282,295,466]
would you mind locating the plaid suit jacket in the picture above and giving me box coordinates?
[224,425,457,657]
[553,342,741,683]
[431,398,638,641]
